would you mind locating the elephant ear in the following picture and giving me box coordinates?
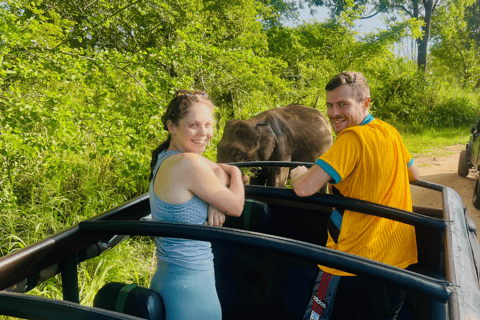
[256,123,278,160]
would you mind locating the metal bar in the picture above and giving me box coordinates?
[410,179,445,192]
[228,161,314,168]
[59,255,79,303]
[244,186,446,230]
[443,188,461,320]
[0,291,140,320]
[0,192,150,291]
[79,221,451,303]
[0,228,76,290]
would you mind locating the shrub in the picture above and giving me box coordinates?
[372,68,480,127]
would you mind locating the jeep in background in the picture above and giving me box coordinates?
[458,120,480,208]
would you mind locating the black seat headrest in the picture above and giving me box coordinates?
[93,282,166,320]
[224,199,271,232]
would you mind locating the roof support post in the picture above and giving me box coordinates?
[60,255,79,303]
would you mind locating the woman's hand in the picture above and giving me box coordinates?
[207,205,226,227]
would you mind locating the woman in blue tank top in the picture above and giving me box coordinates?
[148,90,245,320]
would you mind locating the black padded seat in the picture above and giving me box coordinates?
[398,266,447,320]
[213,199,318,319]
[93,282,166,320]
[223,199,271,232]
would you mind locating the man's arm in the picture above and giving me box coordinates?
[291,164,333,197]
[408,163,419,181]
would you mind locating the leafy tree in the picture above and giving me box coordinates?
[0,0,289,213]
[429,0,478,87]
[464,0,480,87]
[465,0,480,46]
[266,17,415,107]
[301,0,445,71]
[20,0,278,53]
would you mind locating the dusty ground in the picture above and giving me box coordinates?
[410,144,480,242]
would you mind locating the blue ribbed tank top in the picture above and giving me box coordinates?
[149,150,214,271]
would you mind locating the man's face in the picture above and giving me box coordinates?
[326,85,370,134]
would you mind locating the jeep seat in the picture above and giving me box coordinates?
[93,282,166,320]
[212,199,320,319]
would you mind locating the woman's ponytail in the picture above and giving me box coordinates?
[149,136,171,182]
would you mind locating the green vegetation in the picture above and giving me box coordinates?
[1,0,480,311]
[401,125,471,157]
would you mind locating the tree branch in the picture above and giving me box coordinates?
[451,40,467,75]
[360,10,382,20]
[116,66,158,104]
[53,0,144,51]
[432,0,444,11]
[389,4,414,17]
[313,93,321,108]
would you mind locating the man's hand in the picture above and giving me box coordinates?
[242,174,250,185]
[207,205,226,227]
[290,166,308,180]
[291,164,332,197]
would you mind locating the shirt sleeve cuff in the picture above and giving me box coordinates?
[315,159,342,184]
[407,158,414,168]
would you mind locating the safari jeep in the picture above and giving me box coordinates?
[1,161,480,320]
[458,120,480,208]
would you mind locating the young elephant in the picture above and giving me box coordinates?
[217,104,333,188]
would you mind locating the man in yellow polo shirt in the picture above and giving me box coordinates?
[291,71,419,320]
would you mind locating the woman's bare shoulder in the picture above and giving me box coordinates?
[165,152,211,172]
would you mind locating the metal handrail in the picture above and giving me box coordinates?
[79,220,451,303]
[0,160,463,318]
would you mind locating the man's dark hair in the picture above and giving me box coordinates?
[325,72,370,102]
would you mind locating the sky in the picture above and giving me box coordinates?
[284,5,387,33]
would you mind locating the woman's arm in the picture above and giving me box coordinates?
[181,154,245,217]
[199,156,231,186]
[207,160,230,226]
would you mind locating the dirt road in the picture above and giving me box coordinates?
[410,144,480,242]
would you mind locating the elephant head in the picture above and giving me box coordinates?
[217,120,278,164]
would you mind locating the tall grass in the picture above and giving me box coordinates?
[399,125,472,156]
[0,145,156,313]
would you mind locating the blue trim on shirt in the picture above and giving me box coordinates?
[407,158,414,168]
[315,159,341,184]
[360,114,374,125]
[330,209,343,230]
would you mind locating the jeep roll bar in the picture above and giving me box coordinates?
[0,161,475,320]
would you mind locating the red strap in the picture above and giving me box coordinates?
[313,272,332,315]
